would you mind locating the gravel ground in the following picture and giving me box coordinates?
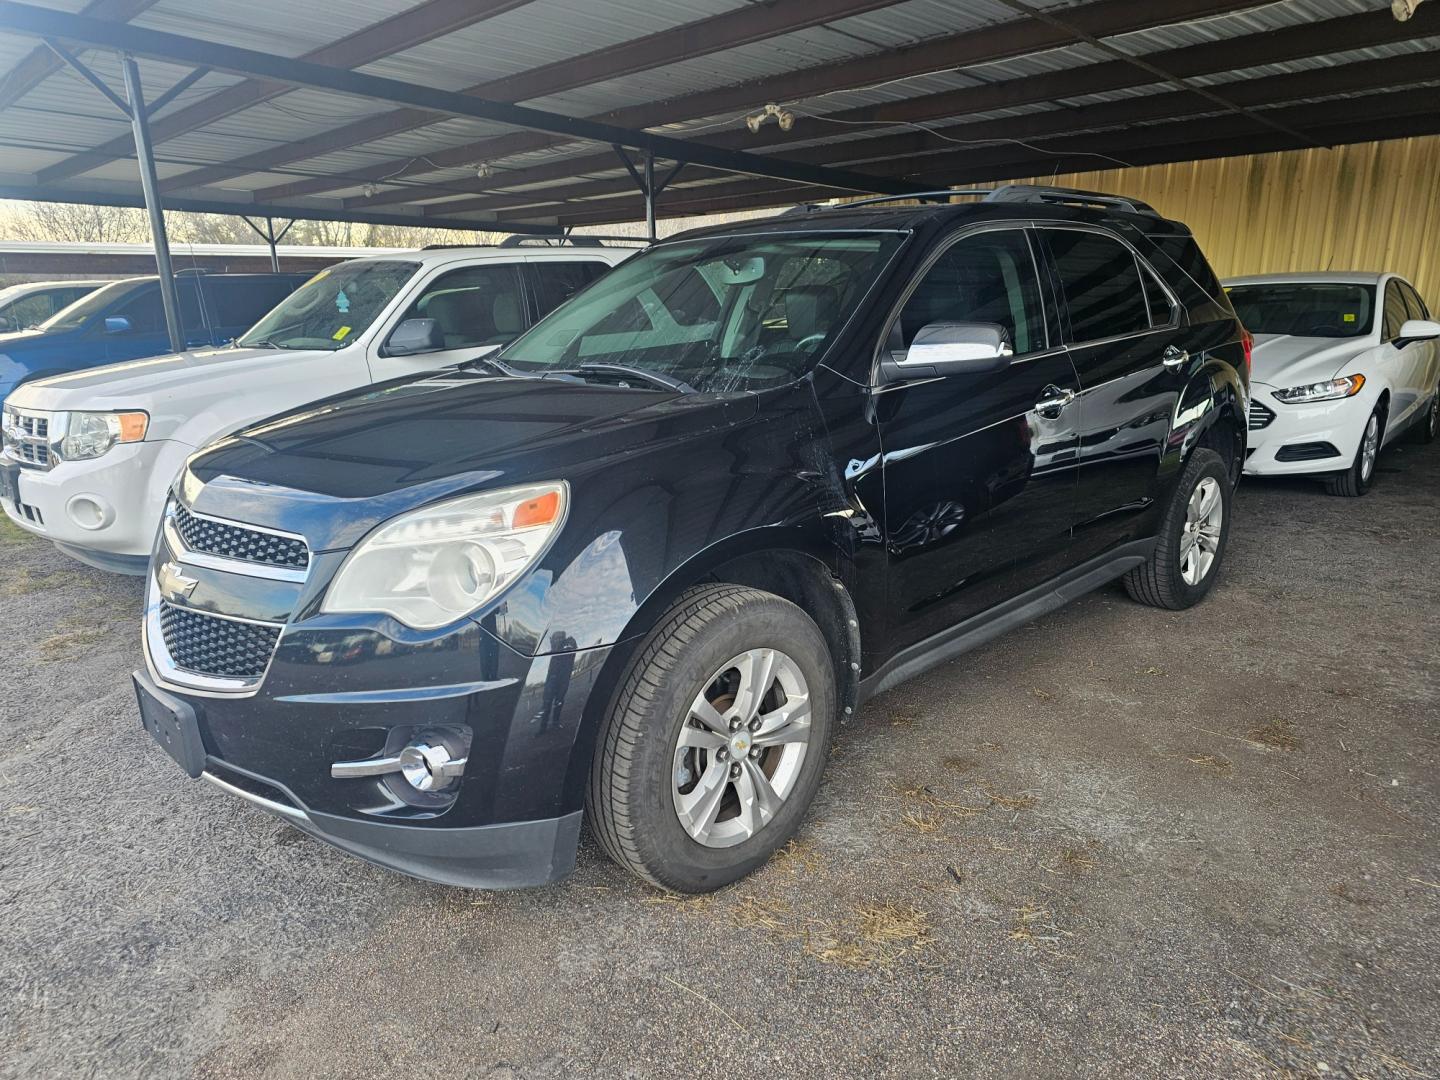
[2,439,1437,1080]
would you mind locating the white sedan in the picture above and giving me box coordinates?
[1225,272,1440,496]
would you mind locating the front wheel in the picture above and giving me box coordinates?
[1324,405,1383,497]
[1124,447,1232,610]
[587,584,835,892]
[1411,383,1438,445]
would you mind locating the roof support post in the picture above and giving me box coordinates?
[241,214,294,271]
[120,53,184,353]
[615,146,685,240]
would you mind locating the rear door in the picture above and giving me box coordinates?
[202,276,305,344]
[1039,225,1188,564]
[525,258,613,322]
[1398,279,1439,407]
[877,224,1081,651]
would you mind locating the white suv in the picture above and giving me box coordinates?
[0,244,633,572]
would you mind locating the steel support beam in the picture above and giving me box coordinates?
[284,0,1270,207]
[354,2,1440,213]
[442,51,1440,220]
[121,54,183,353]
[156,0,907,196]
[240,215,294,271]
[0,1,930,199]
[0,0,155,110]
[35,0,540,186]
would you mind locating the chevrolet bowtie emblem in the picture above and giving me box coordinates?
[158,561,199,601]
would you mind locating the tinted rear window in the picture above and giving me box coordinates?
[206,277,302,329]
[1046,229,1149,342]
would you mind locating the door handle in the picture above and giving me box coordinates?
[1034,385,1076,418]
[1162,345,1190,370]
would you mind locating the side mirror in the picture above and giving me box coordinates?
[1396,318,1440,346]
[104,316,132,334]
[880,321,1014,381]
[385,317,445,356]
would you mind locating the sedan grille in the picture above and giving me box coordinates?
[172,503,309,570]
[1248,401,1276,431]
[158,602,281,680]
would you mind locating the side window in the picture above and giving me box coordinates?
[1382,280,1408,341]
[206,278,297,329]
[1046,229,1150,342]
[397,265,527,351]
[110,288,166,334]
[895,229,1045,355]
[1140,262,1177,327]
[177,279,205,334]
[1399,281,1430,322]
[6,292,57,328]
[529,261,608,317]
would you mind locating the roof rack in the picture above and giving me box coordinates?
[983,184,1159,217]
[494,234,651,248]
[820,184,1159,218]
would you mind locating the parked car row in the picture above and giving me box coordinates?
[1,186,1435,894]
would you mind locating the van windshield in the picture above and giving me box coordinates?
[1226,283,1375,339]
[499,232,904,392]
[38,279,149,333]
[237,260,419,351]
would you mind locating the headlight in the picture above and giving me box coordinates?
[322,482,568,630]
[1272,374,1365,404]
[56,411,149,461]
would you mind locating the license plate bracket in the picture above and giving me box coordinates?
[133,672,207,779]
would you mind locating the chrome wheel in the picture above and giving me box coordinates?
[671,648,811,849]
[1360,412,1380,481]
[1179,476,1223,586]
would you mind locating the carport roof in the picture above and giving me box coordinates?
[0,0,1436,235]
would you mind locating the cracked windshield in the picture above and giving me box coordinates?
[498,233,904,392]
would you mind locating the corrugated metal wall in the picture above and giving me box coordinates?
[1007,135,1440,310]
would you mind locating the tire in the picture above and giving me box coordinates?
[1323,404,1383,497]
[1123,447,1232,610]
[1411,384,1439,445]
[587,584,836,893]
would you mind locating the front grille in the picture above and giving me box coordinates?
[159,601,281,679]
[3,408,55,470]
[172,503,309,570]
[1248,401,1276,431]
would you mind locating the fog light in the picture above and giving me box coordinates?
[66,494,114,531]
[331,738,468,791]
[399,742,466,792]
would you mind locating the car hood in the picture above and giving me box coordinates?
[185,372,760,550]
[9,346,332,410]
[1249,334,1371,389]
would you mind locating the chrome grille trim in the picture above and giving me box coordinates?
[169,501,310,571]
[1248,401,1276,431]
[1,405,57,471]
[163,502,309,582]
[144,572,284,695]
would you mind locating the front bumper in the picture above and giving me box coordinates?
[1,439,179,567]
[139,541,610,887]
[1243,381,1373,477]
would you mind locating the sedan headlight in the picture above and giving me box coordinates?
[1272,374,1365,404]
[323,482,568,630]
[56,410,149,461]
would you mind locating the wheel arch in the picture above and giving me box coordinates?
[560,528,862,812]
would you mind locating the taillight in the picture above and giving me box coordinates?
[1240,328,1253,376]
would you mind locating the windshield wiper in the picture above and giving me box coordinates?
[243,339,280,349]
[461,353,523,377]
[574,363,697,394]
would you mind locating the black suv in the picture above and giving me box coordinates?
[134,186,1249,893]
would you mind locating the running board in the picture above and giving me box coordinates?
[857,541,1153,703]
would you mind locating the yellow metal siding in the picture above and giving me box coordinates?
[1006,136,1440,310]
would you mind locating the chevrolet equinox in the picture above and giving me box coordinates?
[133,186,1250,893]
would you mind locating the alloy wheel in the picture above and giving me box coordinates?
[671,648,812,848]
[1179,476,1223,586]
[1360,413,1380,481]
